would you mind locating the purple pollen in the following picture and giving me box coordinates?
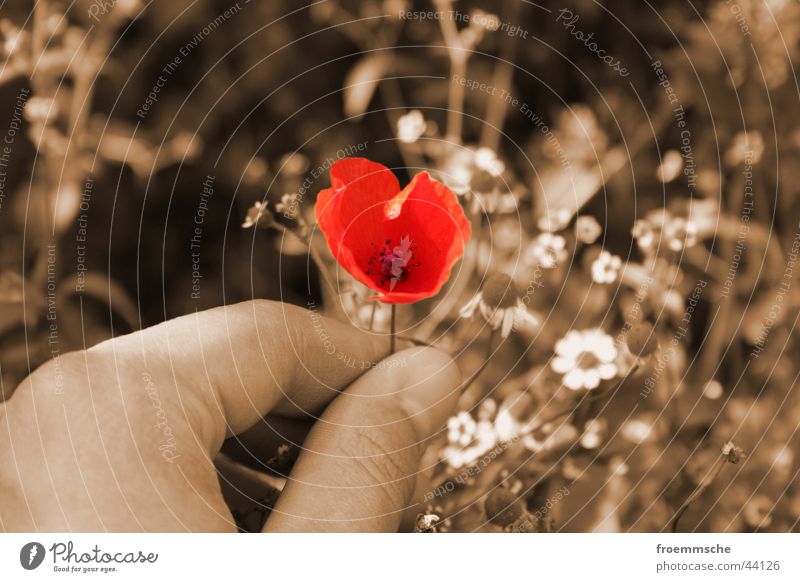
[365,235,417,291]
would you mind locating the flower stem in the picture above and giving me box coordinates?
[525,363,640,434]
[480,0,521,151]
[390,304,397,354]
[670,455,727,533]
[368,302,377,331]
[433,0,467,144]
[669,443,743,533]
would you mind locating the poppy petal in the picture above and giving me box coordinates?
[315,160,470,304]
[315,158,401,291]
[373,172,471,299]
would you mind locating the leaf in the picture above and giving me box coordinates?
[343,54,390,120]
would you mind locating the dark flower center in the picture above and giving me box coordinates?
[366,235,419,291]
[481,272,518,308]
[576,351,600,369]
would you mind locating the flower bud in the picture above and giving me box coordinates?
[484,488,524,527]
[722,441,746,464]
[625,322,658,357]
[481,272,518,309]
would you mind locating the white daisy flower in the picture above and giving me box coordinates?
[551,328,618,390]
[526,232,567,269]
[447,411,477,447]
[443,410,498,469]
[397,109,427,144]
[460,272,539,338]
[591,250,622,284]
[575,215,602,244]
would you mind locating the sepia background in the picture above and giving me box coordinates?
[1,0,799,533]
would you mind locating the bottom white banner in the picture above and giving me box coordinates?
[0,533,797,581]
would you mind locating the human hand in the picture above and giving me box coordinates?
[0,301,459,532]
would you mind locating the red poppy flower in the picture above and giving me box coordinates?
[315,158,471,304]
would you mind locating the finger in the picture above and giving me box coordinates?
[88,299,391,450]
[264,347,460,532]
[0,300,389,531]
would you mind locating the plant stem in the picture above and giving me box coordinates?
[480,0,521,150]
[525,362,640,434]
[368,302,377,331]
[433,0,467,144]
[390,304,397,354]
[670,454,727,533]
[445,55,467,144]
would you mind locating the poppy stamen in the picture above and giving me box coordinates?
[366,235,416,291]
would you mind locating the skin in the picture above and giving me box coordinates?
[0,300,460,532]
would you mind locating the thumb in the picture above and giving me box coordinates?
[263,347,460,532]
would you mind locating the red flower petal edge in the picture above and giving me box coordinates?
[315,158,471,304]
